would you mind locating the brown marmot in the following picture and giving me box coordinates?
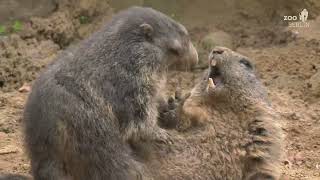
[152,47,284,180]
[23,7,198,180]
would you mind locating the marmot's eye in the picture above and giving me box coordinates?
[239,58,253,69]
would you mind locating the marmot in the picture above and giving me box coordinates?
[23,7,198,180]
[152,47,284,180]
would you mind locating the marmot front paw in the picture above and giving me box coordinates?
[158,91,190,129]
[152,127,174,145]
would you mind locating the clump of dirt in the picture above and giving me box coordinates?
[30,0,113,47]
[0,0,113,92]
[31,11,77,47]
[0,35,59,92]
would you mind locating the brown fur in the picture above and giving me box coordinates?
[150,47,284,179]
[23,7,198,180]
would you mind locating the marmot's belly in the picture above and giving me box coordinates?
[148,126,249,179]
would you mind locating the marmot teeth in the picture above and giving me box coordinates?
[210,59,217,67]
[206,78,216,92]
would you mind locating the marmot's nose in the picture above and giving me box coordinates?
[211,47,225,55]
[209,47,226,61]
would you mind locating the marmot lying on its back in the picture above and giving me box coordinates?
[154,47,284,180]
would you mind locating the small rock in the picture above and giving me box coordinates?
[294,152,305,163]
[0,145,19,155]
[22,163,30,170]
[280,174,290,180]
[18,83,31,93]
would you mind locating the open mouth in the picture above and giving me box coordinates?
[206,59,223,92]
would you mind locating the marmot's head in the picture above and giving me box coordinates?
[199,47,268,106]
[110,7,198,70]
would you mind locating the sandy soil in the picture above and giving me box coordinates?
[1,1,320,179]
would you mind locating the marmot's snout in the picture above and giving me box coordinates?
[188,42,199,67]
[172,41,198,70]
[208,46,230,64]
[205,47,228,93]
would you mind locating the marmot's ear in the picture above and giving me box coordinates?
[140,23,153,38]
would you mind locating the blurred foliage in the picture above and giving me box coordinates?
[12,20,23,32]
[79,15,89,24]
[0,25,6,35]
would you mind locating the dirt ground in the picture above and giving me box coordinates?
[1,1,320,179]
